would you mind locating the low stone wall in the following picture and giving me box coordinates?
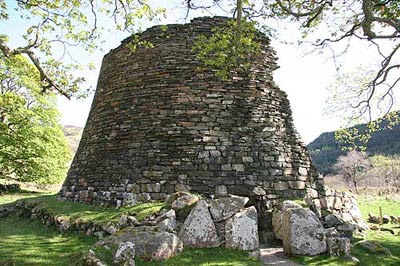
[9,192,368,264]
[14,200,117,238]
[14,193,260,257]
[0,183,20,194]
[305,187,367,230]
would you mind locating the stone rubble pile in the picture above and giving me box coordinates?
[13,193,259,265]
[306,187,368,231]
[271,194,368,262]
[84,193,259,264]
[12,190,370,265]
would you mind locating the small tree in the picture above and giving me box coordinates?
[333,151,371,194]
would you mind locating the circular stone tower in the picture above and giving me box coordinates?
[60,17,323,206]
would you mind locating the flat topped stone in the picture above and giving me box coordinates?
[210,195,249,222]
[169,193,199,211]
[178,200,220,248]
[102,226,183,261]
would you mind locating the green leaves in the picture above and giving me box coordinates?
[0,54,71,184]
[193,20,261,80]
[1,0,165,98]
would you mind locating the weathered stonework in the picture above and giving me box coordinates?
[60,16,323,206]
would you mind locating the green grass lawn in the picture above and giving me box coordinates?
[0,193,259,265]
[135,248,260,266]
[0,216,97,265]
[358,195,400,217]
[2,192,399,265]
[0,192,48,205]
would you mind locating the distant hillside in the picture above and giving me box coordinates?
[62,125,83,154]
[307,114,400,174]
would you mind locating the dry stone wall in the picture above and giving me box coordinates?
[60,17,323,206]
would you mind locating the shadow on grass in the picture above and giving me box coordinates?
[0,215,96,265]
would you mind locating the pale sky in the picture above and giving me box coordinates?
[3,0,396,144]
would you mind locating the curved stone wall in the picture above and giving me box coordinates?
[60,17,323,206]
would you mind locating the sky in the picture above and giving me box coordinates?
[3,0,396,144]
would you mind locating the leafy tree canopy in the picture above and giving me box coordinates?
[0,52,71,184]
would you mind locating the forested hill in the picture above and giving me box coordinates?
[62,125,83,154]
[307,115,400,174]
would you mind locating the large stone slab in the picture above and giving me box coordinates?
[272,201,302,240]
[103,226,183,261]
[210,195,249,222]
[178,200,220,247]
[225,206,259,250]
[281,208,327,256]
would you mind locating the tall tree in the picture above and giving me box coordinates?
[0,53,71,184]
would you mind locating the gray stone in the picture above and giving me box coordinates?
[288,181,306,189]
[281,208,326,256]
[210,195,249,222]
[215,185,228,196]
[84,250,107,266]
[368,212,380,224]
[103,226,183,261]
[383,215,390,224]
[225,206,259,250]
[178,200,220,247]
[306,187,319,199]
[113,241,135,266]
[326,237,350,256]
[325,214,345,228]
[251,186,266,196]
[324,227,339,238]
[156,209,176,232]
[0,206,15,218]
[298,167,308,176]
[103,223,118,235]
[232,164,245,172]
[274,181,288,191]
[272,201,302,240]
[171,194,199,211]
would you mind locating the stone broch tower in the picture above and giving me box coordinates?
[60,17,325,206]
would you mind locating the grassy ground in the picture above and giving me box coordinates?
[2,192,399,265]
[135,248,260,266]
[21,194,165,224]
[0,193,259,265]
[292,196,400,266]
[0,216,96,265]
[0,192,46,205]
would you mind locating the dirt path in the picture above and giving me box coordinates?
[260,247,301,266]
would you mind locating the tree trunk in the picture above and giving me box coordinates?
[236,0,242,39]
[353,180,358,194]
